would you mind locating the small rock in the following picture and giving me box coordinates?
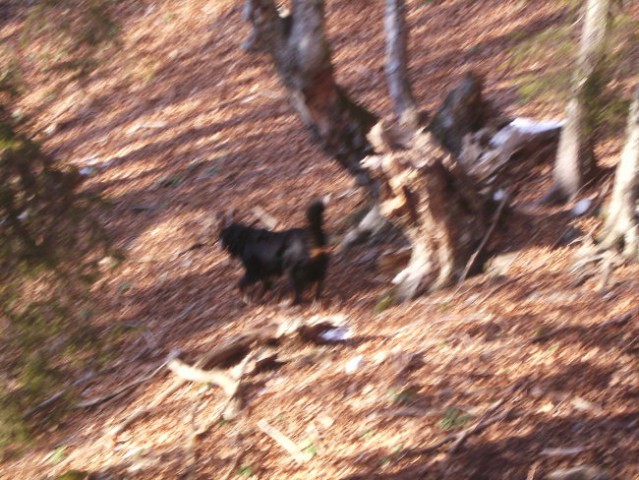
[319,326,352,342]
[572,198,592,217]
[44,123,58,136]
[316,413,334,430]
[493,188,507,201]
[345,355,364,374]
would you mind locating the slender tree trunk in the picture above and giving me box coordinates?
[544,0,610,203]
[384,0,418,128]
[598,84,639,257]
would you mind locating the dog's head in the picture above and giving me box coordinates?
[219,223,249,258]
[216,209,236,248]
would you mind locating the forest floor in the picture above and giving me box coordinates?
[2,0,639,479]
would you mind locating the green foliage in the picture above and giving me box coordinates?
[0,388,30,451]
[237,464,254,477]
[374,293,394,314]
[301,438,318,459]
[0,108,111,455]
[21,0,121,77]
[389,386,418,404]
[50,471,90,480]
[0,52,24,97]
[438,407,474,430]
[0,0,123,459]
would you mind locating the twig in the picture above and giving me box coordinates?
[257,419,310,464]
[453,193,508,295]
[449,407,516,454]
[177,242,210,256]
[526,460,542,480]
[407,382,523,457]
[541,446,587,457]
[167,358,238,396]
[24,390,68,418]
[76,352,177,408]
[182,397,203,480]
[110,377,185,436]
[220,431,244,480]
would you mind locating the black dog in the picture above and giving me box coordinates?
[220,200,328,304]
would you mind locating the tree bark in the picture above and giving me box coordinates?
[428,72,487,157]
[598,84,639,257]
[544,0,610,203]
[384,0,418,128]
[365,130,490,301]
[244,0,378,183]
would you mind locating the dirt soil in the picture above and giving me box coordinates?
[3,0,639,479]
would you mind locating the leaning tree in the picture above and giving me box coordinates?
[543,0,611,203]
[241,0,560,301]
[598,84,639,257]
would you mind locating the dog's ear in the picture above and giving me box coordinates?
[215,209,235,234]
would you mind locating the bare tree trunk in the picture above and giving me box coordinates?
[384,0,418,128]
[544,0,610,203]
[598,84,639,257]
[244,0,378,183]
[243,0,493,300]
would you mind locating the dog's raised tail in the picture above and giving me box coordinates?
[306,199,326,248]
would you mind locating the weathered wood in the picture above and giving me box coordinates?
[459,119,561,192]
[365,128,490,301]
[428,72,487,157]
[244,0,378,182]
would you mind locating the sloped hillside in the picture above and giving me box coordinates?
[2,1,639,479]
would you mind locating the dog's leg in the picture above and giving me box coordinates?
[288,272,303,305]
[257,278,272,301]
[239,272,260,304]
[238,277,252,304]
[314,280,324,301]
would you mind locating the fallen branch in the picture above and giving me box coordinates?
[110,377,185,436]
[220,352,256,421]
[167,358,238,396]
[257,419,310,464]
[77,351,179,409]
[453,192,508,294]
[24,390,68,418]
[541,446,587,457]
[111,332,271,435]
[196,326,278,369]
